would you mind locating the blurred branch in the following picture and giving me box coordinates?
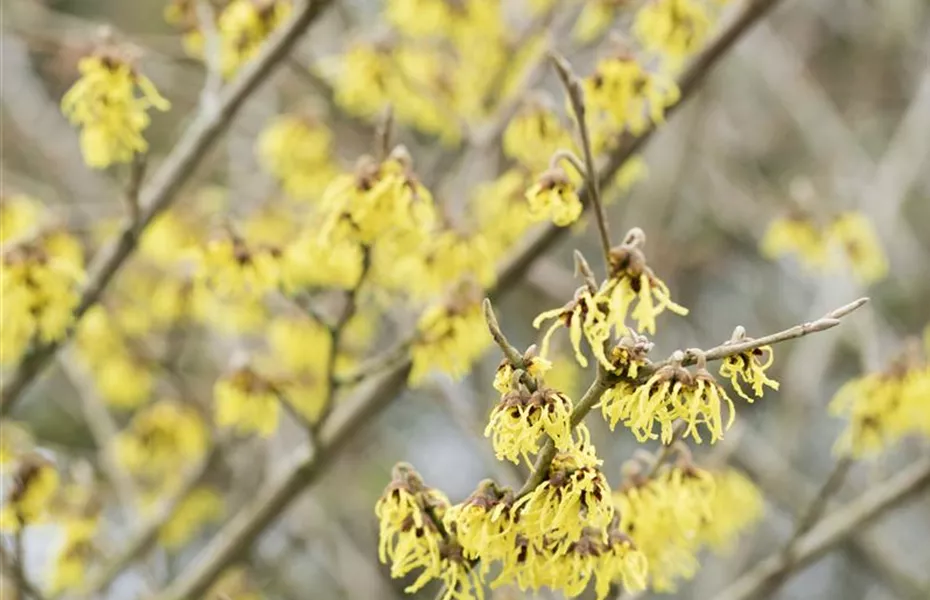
[0,0,336,416]
[144,3,789,598]
[731,432,929,600]
[0,541,45,600]
[713,455,930,600]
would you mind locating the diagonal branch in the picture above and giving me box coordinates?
[0,0,336,416]
[712,455,930,600]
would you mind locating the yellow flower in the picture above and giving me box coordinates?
[485,387,577,466]
[214,367,280,437]
[60,50,170,168]
[615,463,716,591]
[601,230,688,335]
[584,54,680,135]
[409,297,491,385]
[376,463,449,586]
[827,211,888,284]
[445,480,516,564]
[719,344,780,402]
[385,0,453,38]
[139,209,201,267]
[332,44,392,119]
[533,286,613,369]
[829,347,930,458]
[190,284,268,333]
[281,227,364,292]
[0,194,42,244]
[320,152,437,248]
[194,234,281,298]
[700,468,764,552]
[92,354,155,410]
[257,113,338,200]
[513,438,614,544]
[1,231,84,365]
[492,354,552,395]
[217,0,292,78]
[525,167,583,227]
[502,103,574,171]
[470,169,536,259]
[267,316,331,373]
[0,455,60,532]
[628,360,736,444]
[572,1,618,44]
[633,0,713,69]
[48,518,98,595]
[760,214,828,270]
[390,45,463,145]
[159,487,225,549]
[115,400,209,481]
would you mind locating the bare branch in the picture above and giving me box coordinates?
[713,456,930,600]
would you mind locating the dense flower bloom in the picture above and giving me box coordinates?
[503,102,574,171]
[159,487,225,549]
[214,367,280,437]
[332,44,392,119]
[115,400,209,483]
[525,166,583,227]
[445,480,516,564]
[376,464,451,587]
[492,353,552,394]
[484,387,577,465]
[827,211,888,284]
[257,112,338,200]
[0,194,41,244]
[627,359,736,443]
[48,518,98,594]
[409,296,491,385]
[615,463,715,591]
[601,229,688,335]
[534,286,613,369]
[514,438,614,544]
[634,0,713,68]
[1,231,84,365]
[0,455,60,532]
[760,214,827,270]
[572,0,618,44]
[61,50,170,168]
[320,151,437,249]
[584,53,680,135]
[719,341,780,402]
[385,0,453,38]
[194,234,281,299]
[217,0,292,78]
[281,228,364,292]
[829,345,930,457]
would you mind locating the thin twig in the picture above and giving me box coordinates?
[712,456,930,600]
[124,154,147,232]
[195,0,223,115]
[550,51,611,269]
[0,0,336,416]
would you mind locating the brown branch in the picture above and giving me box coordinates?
[712,456,930,600]
[0,0,336,416]
[144,3,788,597]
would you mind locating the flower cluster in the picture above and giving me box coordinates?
[61,46,170,168]
[410,293,492,386]
[1,230,84,365]
[829,342,930,457]
[257,111,339,200]
[615,460,762,591]
[0,454,60,532]
[762,210,888,284]
[214,366,281,437]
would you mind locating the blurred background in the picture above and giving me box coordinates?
[2,0,930,599]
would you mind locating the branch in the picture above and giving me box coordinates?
[0,541,45,600]
[144,3,787,597]
[80,445,224,597]
[0,0,336,416]
[712,456,930,600]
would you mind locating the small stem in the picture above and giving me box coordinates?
[550,51,611,270]
[124,154,146,232]
[482,298,525,369]
[375,105,394,161]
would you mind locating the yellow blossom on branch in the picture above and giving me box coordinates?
[48,517,98,595]
[633,0,713,69]
[159,486,225,549]
[115,400,209,483]
[410,294,491,385]
[217,0,292,78]
[484,387,577,466]
[760,213,828,270]
[533,286,613,369]
[503,102,575,172]
[214,367,281,437]
[257,112,338,200]
[826,211,889,285]
[0,194,42,244]
[61,48,170,168]
[525,166,583,227]
[719,340,780,402]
